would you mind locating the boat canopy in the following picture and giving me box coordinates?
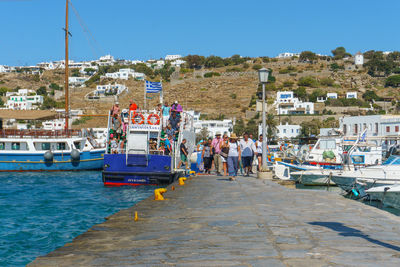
[0,110,57,120]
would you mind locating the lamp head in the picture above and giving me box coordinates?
[258,68,269,83]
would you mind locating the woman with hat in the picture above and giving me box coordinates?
[227,133,241,181]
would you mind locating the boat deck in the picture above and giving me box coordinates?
[30,175,400,266]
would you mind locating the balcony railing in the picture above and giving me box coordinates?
[0,129,84,139]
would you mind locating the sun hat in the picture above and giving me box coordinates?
[229,133,239,139]
[215,131,221,136]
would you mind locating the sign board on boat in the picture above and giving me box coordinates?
[130,124,160,131]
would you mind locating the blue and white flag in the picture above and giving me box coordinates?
[360,130,367,142]
[145,80,162,93]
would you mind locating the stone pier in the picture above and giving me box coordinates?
[30,175,400,266]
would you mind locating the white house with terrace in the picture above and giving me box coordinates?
[274,91,314,115]
[6,89,43,110]
[95,84,127,96]
[104,69,145,80]
[165,55,182,61]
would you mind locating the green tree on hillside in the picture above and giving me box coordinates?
[0,87,9,96]
[204,56,225,68]
[36,86,47,96]
[331,47,351,59]
[385,75,400,87]
[362,90,382,101]
[293,87,307,101]
[308,89,326,102]
[184,55,205,69]
[299,51,317,62]
[298,76,319,87]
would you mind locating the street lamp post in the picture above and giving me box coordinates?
[258,68,270,171]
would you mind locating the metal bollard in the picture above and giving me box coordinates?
[179,177,187,186]
[154,188,167,200]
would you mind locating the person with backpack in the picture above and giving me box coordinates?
[227,133,241,181]
[219,134,230,176]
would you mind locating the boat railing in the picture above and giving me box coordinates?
[0,129,84,139]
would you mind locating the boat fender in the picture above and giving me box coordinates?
[71,149,80,161]
[44,151,53,161]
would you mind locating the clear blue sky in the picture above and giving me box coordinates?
[0,0,399,66]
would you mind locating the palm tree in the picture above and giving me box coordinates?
[265,113,277,144]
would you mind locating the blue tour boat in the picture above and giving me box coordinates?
[0,128,104,171]
[102,110,195,186]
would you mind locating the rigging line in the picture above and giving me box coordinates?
[69,0,104,57]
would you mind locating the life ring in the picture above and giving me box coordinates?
[147,113,160,125]
[132,113,145,124]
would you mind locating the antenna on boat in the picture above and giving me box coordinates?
[63,0,71,131]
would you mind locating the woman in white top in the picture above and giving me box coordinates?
[227,133,241,180]
[255,134,263,171]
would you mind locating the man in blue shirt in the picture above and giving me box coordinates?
[169,112,180,131]
[162,102,171,127]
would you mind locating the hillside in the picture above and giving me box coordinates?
[1,52,400,130]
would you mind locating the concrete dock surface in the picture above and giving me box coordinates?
[30,175,400,266]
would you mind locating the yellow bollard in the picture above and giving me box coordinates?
[134,211,138,221]
[154,188,167,201]
[179,177,187,186]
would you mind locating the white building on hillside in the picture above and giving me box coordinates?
[104,68,145,80]
[69,77,89,87]
[259,122,300,139]
[165,55,182,61]
[37,62,56,70]
[355,52,364,65]
[6,89,43,110]
[194,119,233,138]
[340,115,400,137]
[171,59,186,67]
[95,84,127,96]
[327,92,338,99]
[275,91,314,115]
[346,92,357,99]
[0,65,11,73]
[277,52,300,58]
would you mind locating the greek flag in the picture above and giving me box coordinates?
[360,130,367,142]
[145,80,162,93]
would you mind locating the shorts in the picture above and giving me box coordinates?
[242,156,252,168]
[180,154,187,162]
[221,155,227,163]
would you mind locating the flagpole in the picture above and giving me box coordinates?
[144,80,146,110]
[160,78,163,105]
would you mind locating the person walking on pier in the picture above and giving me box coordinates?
[227,133,241,181]
[211,132,223,175]
[178,139,188,169]
[220,134,230,176]
[202,138,213,174]
[240,132,257,176]
[255,134,263,171]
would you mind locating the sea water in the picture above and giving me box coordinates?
[0,171,155,266]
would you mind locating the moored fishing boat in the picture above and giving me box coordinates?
[330,155,400,193]
[0,127,104,171]
[366,184,400,209]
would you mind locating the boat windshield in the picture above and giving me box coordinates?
[383,155,400,165]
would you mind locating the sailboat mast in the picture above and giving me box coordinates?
[64,0,69,130]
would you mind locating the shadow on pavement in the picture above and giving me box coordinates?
[309,221,400,252]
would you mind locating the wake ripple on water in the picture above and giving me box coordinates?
[0,171,155,266]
